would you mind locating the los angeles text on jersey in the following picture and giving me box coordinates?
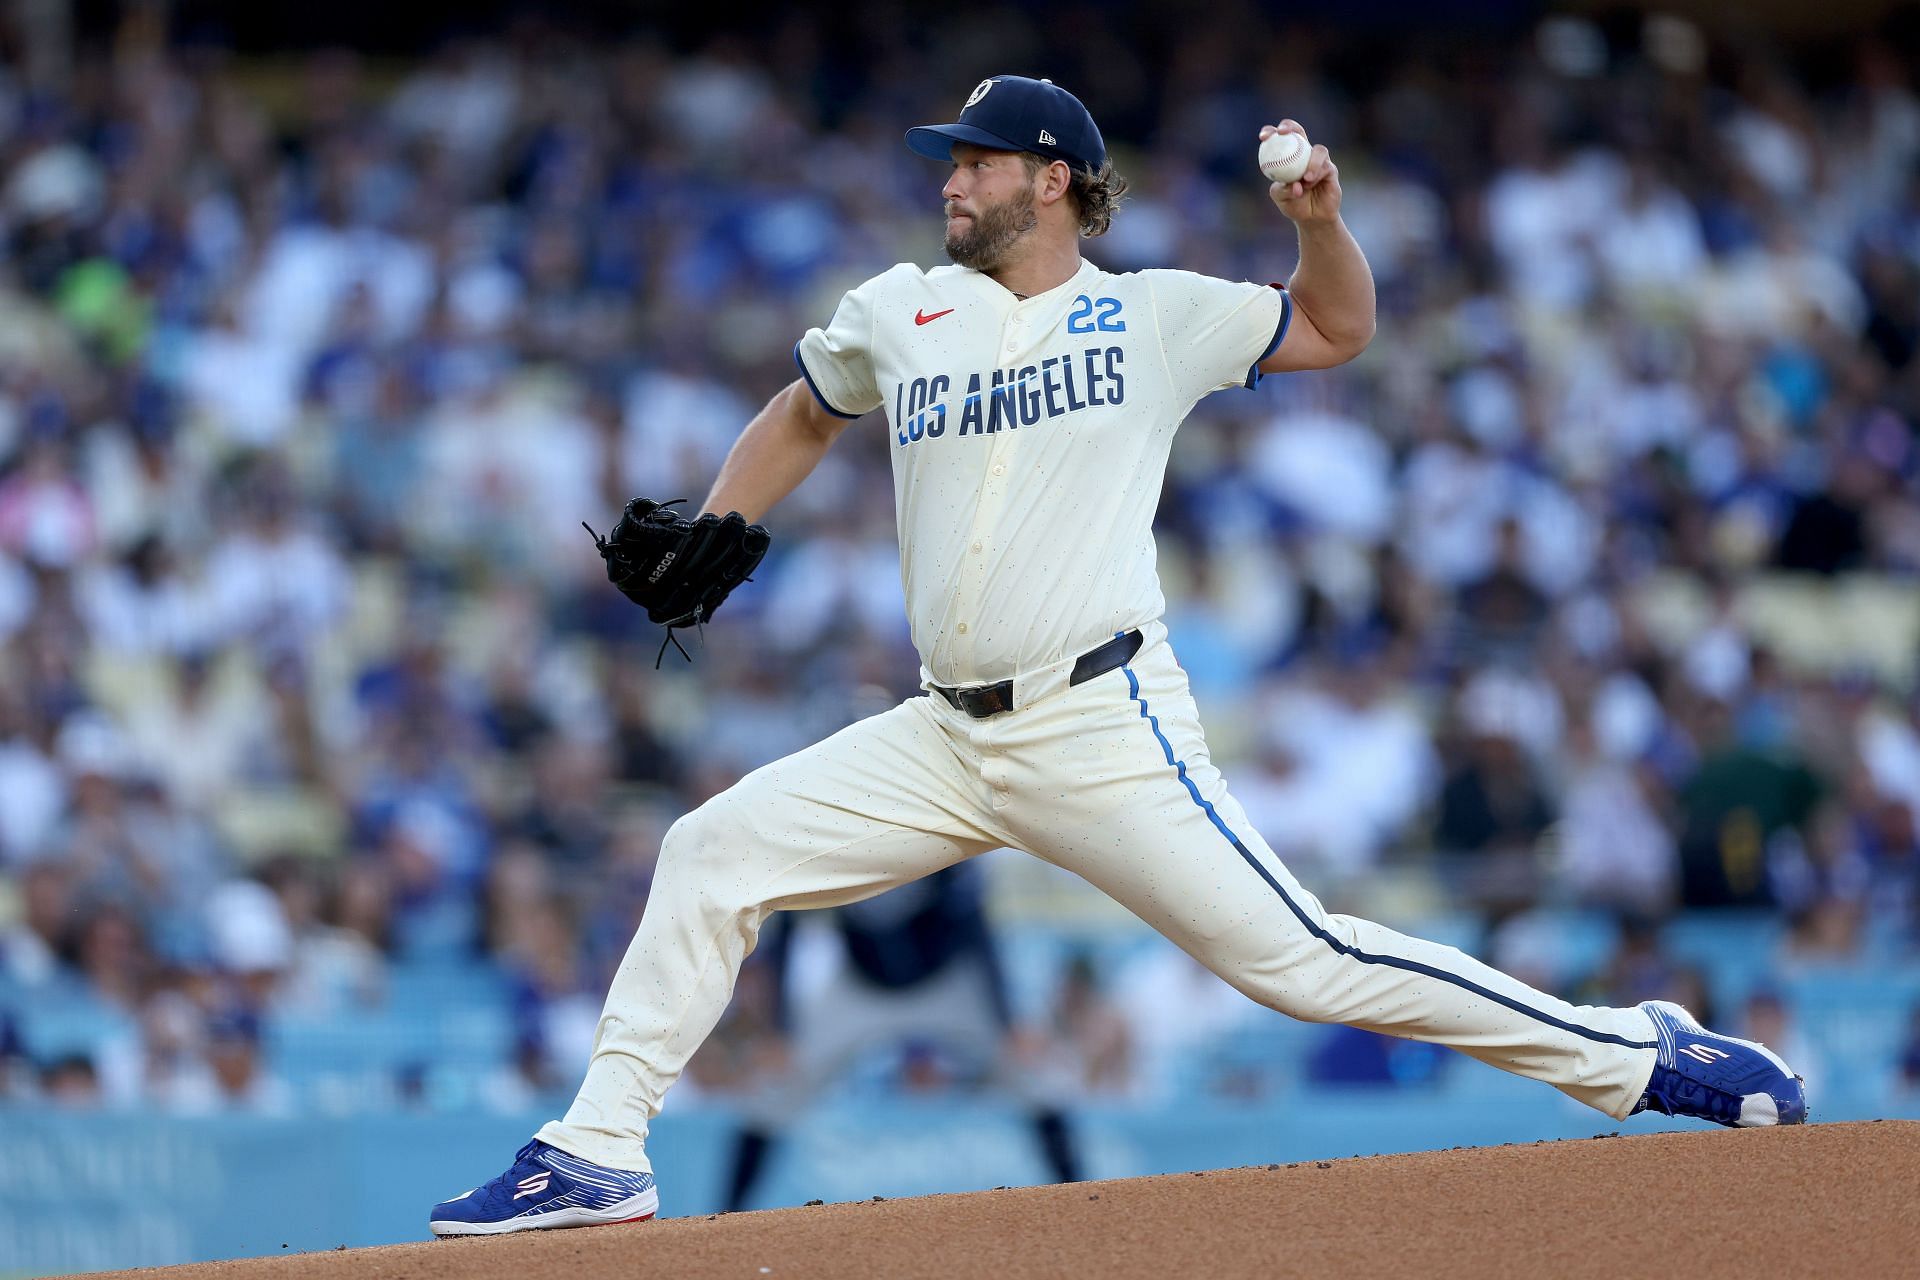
[892,346,1126,446]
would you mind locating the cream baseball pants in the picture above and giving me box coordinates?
[539,622,1657,1172]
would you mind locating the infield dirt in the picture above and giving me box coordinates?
[64,1120,1919,1279]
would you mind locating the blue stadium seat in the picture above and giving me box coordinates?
[1660,911,1785,1008]
[5,980,136,1062]
[1776,964,1920,1101]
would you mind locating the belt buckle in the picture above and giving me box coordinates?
[957,683,1011,718]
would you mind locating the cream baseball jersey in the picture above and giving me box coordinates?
[794,258,1289,686]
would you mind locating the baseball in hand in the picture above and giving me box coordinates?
[1259,129,1311,186]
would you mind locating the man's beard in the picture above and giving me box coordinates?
[944,184,1038,270]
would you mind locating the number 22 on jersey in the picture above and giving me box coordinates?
[1066,295,1127,334]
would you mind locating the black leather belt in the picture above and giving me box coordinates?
[934,629,1144,719]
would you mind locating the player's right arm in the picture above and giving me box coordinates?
[701,379,853,522]
[703,269,892,521]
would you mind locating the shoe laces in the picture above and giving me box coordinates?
[471,1142,552,1208]
[1640,1064,1743,1125]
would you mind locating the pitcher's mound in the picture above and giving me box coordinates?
[73,1120,1920,1279]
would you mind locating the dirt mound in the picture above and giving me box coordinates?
[68,1121,1918,1280]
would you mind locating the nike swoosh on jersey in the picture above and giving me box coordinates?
[914,308,956,325]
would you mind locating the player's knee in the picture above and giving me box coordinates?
[660,804,731,875]
[1207,922,1351,1020]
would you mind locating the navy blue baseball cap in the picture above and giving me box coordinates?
[906,75,1107,175]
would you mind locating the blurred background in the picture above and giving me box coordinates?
[3,0,1920,1271]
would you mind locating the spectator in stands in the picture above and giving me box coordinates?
[717,864,1081,1210]
[1017,952,1133,1099]
[1899,1005,1920,1093]
[204,878,294,1010]
[202,1004,292,1115]
[1583,920,1717,1029]
[509,735,614,873]
[1774,800,1872,962]
[39,1053,102,1108]
[1858,795,1919,939]
[0,684,66,865]
[1254,645,1438,878]
[0,860,71,987]
[67,901,148,1014]
[606,665,684,789]
[1674,699,1821,908]
[1306,1024,1446,1088]
[498,892,604,1088]
[139,985,221,1114]
[0,1012,31,1099]
[264,857,389,1015]
[1458,520,1553,660]
[1741,988,1820,1096]
[1432,707,1554,911]
[1112,942,1268,1103]
[1555,716,1678,914]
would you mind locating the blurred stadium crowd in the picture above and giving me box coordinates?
[2,4,1920,1121]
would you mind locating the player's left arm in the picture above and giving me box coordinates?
[1256,121,1376,374]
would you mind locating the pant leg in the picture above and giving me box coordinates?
[538,697,1002,1171]
[989,631,1659,1120]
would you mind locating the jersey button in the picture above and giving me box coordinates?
[970,541,983,554]
[992,464,1006,477]
[957,622,969,634]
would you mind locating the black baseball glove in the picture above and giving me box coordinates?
[586,498,771,662]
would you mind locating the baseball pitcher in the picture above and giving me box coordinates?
[431,75,1805,1236]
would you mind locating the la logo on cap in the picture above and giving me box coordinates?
[965,78,994,109]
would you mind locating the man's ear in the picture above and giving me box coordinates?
[1037,159,1072,207]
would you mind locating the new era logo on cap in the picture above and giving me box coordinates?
[905,75,1107,176]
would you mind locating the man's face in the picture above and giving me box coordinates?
[942,144,1040,271]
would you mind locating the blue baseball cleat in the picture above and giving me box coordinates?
[1634,1001,1808,1128]
[430,1140,659,1236]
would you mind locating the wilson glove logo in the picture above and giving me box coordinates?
[648,551,677,583]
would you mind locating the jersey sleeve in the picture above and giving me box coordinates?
[1145,270,1291,403]
[793,273,888,419]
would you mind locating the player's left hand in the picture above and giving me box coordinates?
[1261,121,1342,224]
[586,495,772,649]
